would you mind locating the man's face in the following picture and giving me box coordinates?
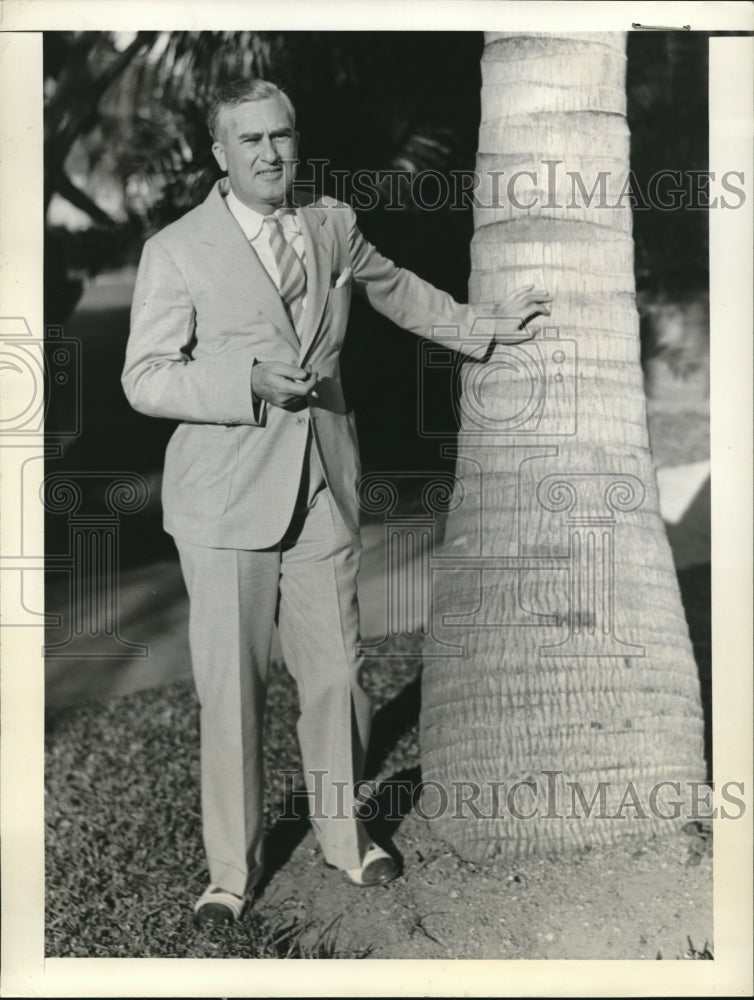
[212,95,297,213]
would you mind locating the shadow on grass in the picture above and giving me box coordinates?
[259,668,424,889]
[364,673,421,779]
[363,673,424,846]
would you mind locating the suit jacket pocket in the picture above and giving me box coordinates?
[163,423,240,520]
[327,280,351,314]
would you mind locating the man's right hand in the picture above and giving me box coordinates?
[251,362,318,410]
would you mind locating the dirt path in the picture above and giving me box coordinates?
[263,816,712,960]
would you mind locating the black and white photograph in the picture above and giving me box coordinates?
[1,1,752,996]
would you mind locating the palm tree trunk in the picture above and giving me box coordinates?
[420,32,706,861]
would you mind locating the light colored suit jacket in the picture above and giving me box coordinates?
[122,178,495,548]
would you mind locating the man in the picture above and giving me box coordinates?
[122,78,551,927]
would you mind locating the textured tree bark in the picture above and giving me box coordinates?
[419,32,706,861]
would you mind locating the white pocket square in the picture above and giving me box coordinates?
[332,266,352,289]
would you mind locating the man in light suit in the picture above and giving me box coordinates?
[122,78,551,927]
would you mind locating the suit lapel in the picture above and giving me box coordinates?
[297,205,334,362]
[197,180,300,353]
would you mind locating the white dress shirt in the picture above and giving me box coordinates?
[225,188,307,314]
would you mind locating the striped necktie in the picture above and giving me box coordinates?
[264,210,306,336]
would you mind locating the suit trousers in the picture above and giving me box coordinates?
[175,454,372,897]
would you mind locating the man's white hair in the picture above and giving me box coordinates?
[208,78,296,140]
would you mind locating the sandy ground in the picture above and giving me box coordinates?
[260,815,713,960]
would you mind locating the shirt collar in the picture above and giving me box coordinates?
[225,187,300,241]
